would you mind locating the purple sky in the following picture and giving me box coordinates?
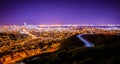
[0,0,120,25]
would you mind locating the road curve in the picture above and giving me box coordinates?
[76,34,94,47]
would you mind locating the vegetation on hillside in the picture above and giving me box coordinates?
[19,34,120,64]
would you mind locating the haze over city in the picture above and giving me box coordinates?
[0,0,120,25]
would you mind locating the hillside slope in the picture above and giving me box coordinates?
[18,34,120,64]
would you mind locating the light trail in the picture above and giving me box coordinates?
[19,29,37,45]
[22,29,37,39]
[77,34,94,47]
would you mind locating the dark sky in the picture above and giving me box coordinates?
[0,0,120,25]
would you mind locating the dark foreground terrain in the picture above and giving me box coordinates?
[18,34,120,64]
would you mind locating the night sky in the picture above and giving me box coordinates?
[0,0,120,25]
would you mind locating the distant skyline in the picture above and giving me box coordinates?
[0,0,120,25]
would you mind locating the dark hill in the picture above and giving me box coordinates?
[82,34,120,47]
[59,35,84,50]
[18,34,120,64]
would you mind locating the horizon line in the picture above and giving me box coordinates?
[0,24,120,26]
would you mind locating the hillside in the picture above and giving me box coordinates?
[82,34,120,47]
[18,34,120,64]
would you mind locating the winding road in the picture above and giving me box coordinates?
[76,34,94,47]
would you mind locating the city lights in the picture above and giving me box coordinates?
[0,24,120,64]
